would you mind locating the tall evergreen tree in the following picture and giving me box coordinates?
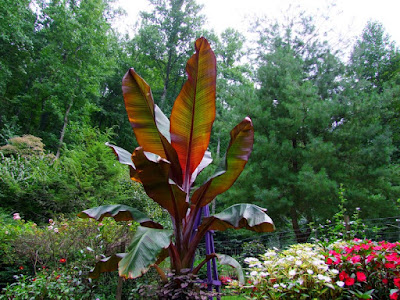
[235,16,343,242]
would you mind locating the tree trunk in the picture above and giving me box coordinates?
[55,100,73,160]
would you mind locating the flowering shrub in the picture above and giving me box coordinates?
[324,238,400,299]
[1,269,96,300]
[0,213,138,297]
[228,243,342,299]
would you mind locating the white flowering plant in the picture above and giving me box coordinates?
[228,243,343,299]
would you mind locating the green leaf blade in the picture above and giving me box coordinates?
[119,226,173,279]
[89,253,126,279]
[199,204,274,233]
[78,204,163,229]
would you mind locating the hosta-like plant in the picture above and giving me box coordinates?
[78,37,274,288]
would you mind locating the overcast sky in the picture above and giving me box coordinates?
[115,0,400,52]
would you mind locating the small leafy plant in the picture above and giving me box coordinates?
[229,244,342,299]
[78,37,274,295]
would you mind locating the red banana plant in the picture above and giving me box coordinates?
[78,37,274,283]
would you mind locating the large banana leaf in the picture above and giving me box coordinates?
[132,147,188,220]
[78,204,163,229]
[105,142,140,182]
[88,253,126,279]
[198,204,274,233]
[122,69,182,186]
[170,37,216,186]
[191,117,254,207]
[118,226,173,279]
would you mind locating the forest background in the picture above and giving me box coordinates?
[1,0,400,244]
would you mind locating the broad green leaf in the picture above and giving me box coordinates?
[198,204,274,233]
[216,254,244,285]
[122,69,182,185]
[132,147,188,220]
[170,37,216,186]
[88,253,126,279]
[191,117,254,207]
[78,204,163,229]
[119,226,173,279]
[105,142,140,182]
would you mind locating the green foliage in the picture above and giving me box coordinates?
[0,128,153,223]
[131,0,205,114]
[310,186,379,243]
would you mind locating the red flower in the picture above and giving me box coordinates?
[345,277,355,286]
[356,272,366,282]
[394,277,400,288]
[339,271,349,281]
[19,266,24,270]
[326,258,333,265]
[383,278,389,285]
[390,292,398,300]
[32,278,36,282]
[385,263,396,269]
[56,275,61,280]
[59,258,66,263]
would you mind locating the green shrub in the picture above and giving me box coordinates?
[0,127,153,223]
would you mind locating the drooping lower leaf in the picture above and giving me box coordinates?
[198,204,274,233]
[105,142,140,182]
[118,226,173,279]
[88,253,126,279]
[191,117,254,207]
[216,254,244,285]
[78,204,163,229]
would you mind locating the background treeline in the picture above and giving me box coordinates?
[1,0,400,243]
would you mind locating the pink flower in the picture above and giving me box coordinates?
[349,255,361,264]
[356,272,366,282]
[13,213,21,220]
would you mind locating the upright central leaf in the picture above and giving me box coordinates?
[170,37,216,186]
